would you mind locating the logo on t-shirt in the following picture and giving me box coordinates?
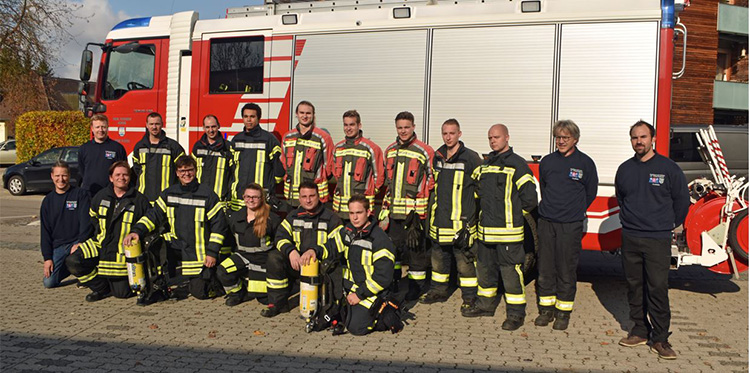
[649,173,665,186]
[105,150,116,159]
[65,201,78,210]
[569,168,583,181]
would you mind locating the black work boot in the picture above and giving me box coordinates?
[534,307,555,327]
[405,279,425,301]
[501,314,524,331]
[85,291,109,302]
[260,303,288,318]
[461,304,495,318]
[225,294,244,307]
[553,310,570,330]
[419,290,451,304]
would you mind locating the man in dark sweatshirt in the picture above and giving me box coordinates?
[40,161,92,288]
[615,121,689,360]
[78,114,127,195]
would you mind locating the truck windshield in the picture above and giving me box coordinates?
[102,44,156,100]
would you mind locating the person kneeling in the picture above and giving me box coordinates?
[322,195,398,335]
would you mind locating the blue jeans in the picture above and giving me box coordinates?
[43,243,74,288]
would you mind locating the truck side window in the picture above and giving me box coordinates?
[669,132,702,163]
[102,44,156,100]
[209,36,264,94]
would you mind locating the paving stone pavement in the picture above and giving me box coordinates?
[0,244,747,373]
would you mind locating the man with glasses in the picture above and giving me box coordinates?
[132,112,185,203]
[534,120,598,330]
[124,156,227,300]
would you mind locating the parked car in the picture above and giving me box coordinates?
[3,146,80,196]
[0,139,16,165]
[670,125,748,183]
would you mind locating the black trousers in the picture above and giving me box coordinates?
[621,233,672,343]
[217,251,269,304]
[65,250,133,298]
[536,218,583,313]
[347,303,376,336]
[475,241,526,317]
[265,249,300,307]
[388,218,430,285]
[430,242,477,301]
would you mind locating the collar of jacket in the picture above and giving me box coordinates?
[397,133,417,148]
[345,130,363,145]
[295,202,325,218]
[344,216,376,239]
[244,125,262,137]
[487,147,515,167]
[179,179,200,193]
[107,184,137,200]
[142,130,168,145]
[199,132,227,151]
[296,124,316,140]
[436,141,465,162]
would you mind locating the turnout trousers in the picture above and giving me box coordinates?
[475,241,526,317]
[621,233,672,343]
[217,251,269,304]
[430,242,477,301]
[388,218,431,295]
[65,249,133,298]
[536,218,583,314]
[265,249,300,307]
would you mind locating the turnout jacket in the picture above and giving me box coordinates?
[192,133,234,203]
[282,124,335,205]
[429,142,483,244]
[472,147,538,244]
[78,186,151,277]
[132,180,227,276]
[275,203,342,258]
[383,134,435,220]
[331,131,385,218]
[230,125,284,209]
[321,217,396,309]
[228,207,282,254]
[132,131,186,202]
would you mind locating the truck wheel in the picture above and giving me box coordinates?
[522,209,539,283]
[728,209,748,262]
[7,175,26,196]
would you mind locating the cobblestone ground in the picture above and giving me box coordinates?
[0,244,747,373]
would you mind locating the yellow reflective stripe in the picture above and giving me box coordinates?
[220,246,232,255]
[477,286,497,298]
[539,296,557,307]
[504,172,513,227]
[220,258,237,273]
[407,271,426,280]
[209,233,224,245]
[516,173,534,188]
[432,271,450,283]
[137,153,146,193]
[267,278,288,289]
[225,284,243,294]
[161,154,170,192]
[193,153,203,182]
[516,264,525,296]
[194,207,205,262]
[96,206,107,243]
[207,202,223,220]
[505,293,526,304]
[214,157,226,197]
[181,261,204,276]
[459,276,477,288]
[89,208,97,218]
[556,300,574,312]
[255,149,266,185]
[336,148,370,158]
[117,211,133,258]
[372,248,395,263]
[138,216,156,232]
[247,280,267,293]
[451,170,464,222]
[167,206,176,239]
[155,196,167,212]
[231,150,240,199]
[394,159,404,201]
[77,268,97,283]
[359,296,377,309]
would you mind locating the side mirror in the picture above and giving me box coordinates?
[78,82,89,96]
[30,160,40,167]
[80,49,93,82]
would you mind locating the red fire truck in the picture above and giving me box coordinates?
[78,0,748,275]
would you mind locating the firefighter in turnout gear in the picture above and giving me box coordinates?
[217,183,282,306]
[261,181,343,317]
[463,124,538,332]
[421,119,482,310]
[229,103,285,211]
[132,112,186,203]
[282,101,335,207]
[321,195,396,335]
[381,111,435,301]
[124,156,228,300]
[66,162,153,302]
[535,120,598,331]
[331,110,385,220]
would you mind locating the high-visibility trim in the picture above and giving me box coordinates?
[98,265,128,277]
[181,260,204,276]
[372,248,395,263]
[96,205,108,243]
[207,202,223,220]
[450,170,464,222]
[78,268,98,283]
[247,279,267,293]
[209,233,224,245]
[194,207,206,262]
[89,208,97,218]
[225,283,242,294]
[166,206,176,239]
[504,172,513,227]
[221,258,237,273]
[407,271,426,280]
[459,276,478,288]
[254,149,266,185]
[555,300,574,312]
[505,293,526,305]
[137,153,146,194]
[161,154,170,192]
[359,295,377,309]
[117,211,134,258]
[220,246,232,255]
[516,173,534,188]
[167,196,206,207]
[539,296,557,307]
[432,271,450,283]
[138,216,156,232]
[267,278,288,289]
[155,196,167,212]
[477,286,497,298]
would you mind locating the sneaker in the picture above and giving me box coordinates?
[552,312,570,330]
[260,303,286,318]
[85,291,109,302]
[501,315,524,331]
[650,341,677,360]
[419,291,451,304]
[461,304,495,318]
[534,309,555,327]
[619,334,648,347]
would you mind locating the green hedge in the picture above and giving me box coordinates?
[15,111,90,163]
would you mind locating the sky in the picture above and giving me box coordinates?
[54,0,264,80]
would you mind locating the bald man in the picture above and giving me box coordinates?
[464,124,538,331]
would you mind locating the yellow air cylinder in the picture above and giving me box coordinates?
[300,258,319,319]
[124,240,147,292]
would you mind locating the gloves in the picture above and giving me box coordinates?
[522,252,536,274]
[453,227,470,251]
[378,208,390,232]
[404,211,423,252]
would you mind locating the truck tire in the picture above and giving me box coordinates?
[522,209,539,283]
[728,209,748,262]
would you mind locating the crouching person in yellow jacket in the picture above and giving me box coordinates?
[322,195,397,335]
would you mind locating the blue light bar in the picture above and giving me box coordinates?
[112,17,152,31]
[661,0,675,29]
